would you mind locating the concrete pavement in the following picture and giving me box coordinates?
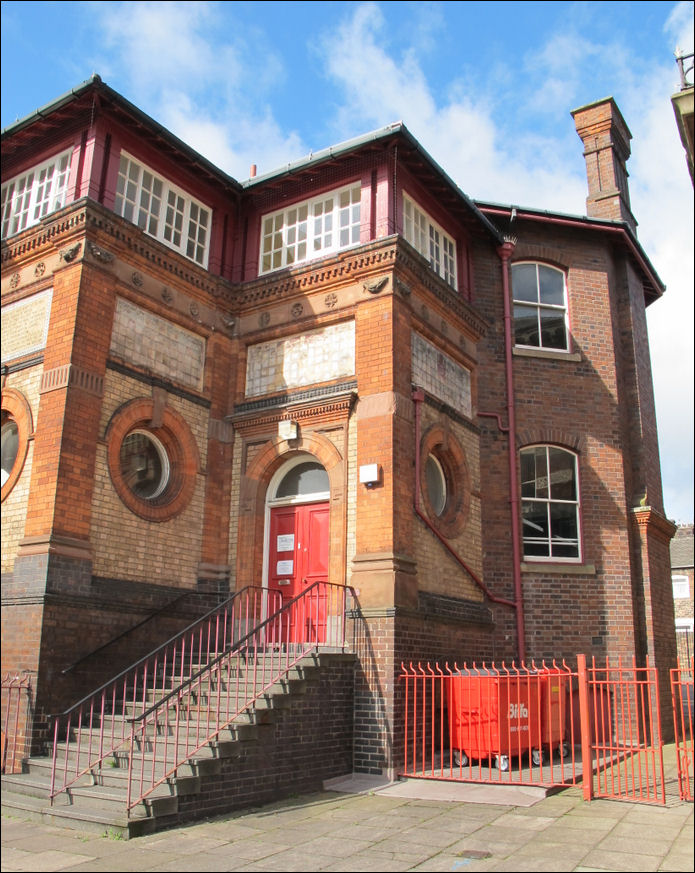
[2,744,692,872]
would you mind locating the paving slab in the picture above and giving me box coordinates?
[2,741,693,873]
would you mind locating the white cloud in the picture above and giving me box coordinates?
[317,1,693,521]
[90,0,305,179]
[318,4,587,209]
[665,1,695,54]
[85,0,694,522]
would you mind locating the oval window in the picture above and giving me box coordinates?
[119,429,170,500]
[1,419,19,488]
[425,454,447,517]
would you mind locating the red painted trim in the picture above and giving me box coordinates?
[480,205,664,300]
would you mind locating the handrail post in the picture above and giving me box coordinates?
[577,653,592,801]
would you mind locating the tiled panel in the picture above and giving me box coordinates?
[246,321,355,397]
[412,333,471,417]
[110,297,205,391]
[1,290,52,363]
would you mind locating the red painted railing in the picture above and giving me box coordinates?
[49,585,281,804]
[401,661,580,787]
[1,672,32,774]
[124,581,352,812]
[671,658,694,802]
[583,655,665,804]
[400,655,667,803]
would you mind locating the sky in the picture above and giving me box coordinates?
[1,0,693,524]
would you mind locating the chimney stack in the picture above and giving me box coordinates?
[571,97,637,233]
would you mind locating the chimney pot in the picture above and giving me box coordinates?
[250,164,257,178]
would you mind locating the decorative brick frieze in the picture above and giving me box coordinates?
[207,417,235,443]
[232,382,357,422]
[236,240,399,306]
[0,202,88,268]
[39,364,104,397]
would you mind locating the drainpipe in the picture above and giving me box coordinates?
[498,236,526,662]
[412,389,516,610]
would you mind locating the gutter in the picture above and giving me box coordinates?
[478,203,665,302]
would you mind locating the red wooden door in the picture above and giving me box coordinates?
[268,502,329,642]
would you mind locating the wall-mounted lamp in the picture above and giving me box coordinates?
[278,419,298,440]
[359,463,381,488]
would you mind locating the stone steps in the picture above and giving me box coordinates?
[1,650,340,839]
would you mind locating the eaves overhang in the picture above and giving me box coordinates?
[243,122,503,246]
[1,75,243,198]
[476,200,666,305]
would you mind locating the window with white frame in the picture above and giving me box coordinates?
[511,262,569,351]
[1,150,72,239]
[403,194,457,288]
[520,445,580,560]
[259,183,361,274]
[673,575,690,599]
[114,153,211,267]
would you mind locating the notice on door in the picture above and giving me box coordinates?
[276,534,294,552]
[276,559,294,575]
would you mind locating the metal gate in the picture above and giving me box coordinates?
[671,659,694,801]
[400,654,670,804]
[578,655,665,804]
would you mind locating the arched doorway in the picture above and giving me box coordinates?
[263,455,330,639]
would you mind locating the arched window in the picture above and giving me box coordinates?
[512,263,569,351]
[1,418,19,488]
[275,461,329,500]
[520,445,580,560]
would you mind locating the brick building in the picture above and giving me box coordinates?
[671,524,694,661]
[1,77,678,780]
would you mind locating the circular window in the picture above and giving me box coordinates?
[1,389,33,502]
[419,425,470,538]
[119,429,171,500]
[425,454,447,517]
[1,419,19,488]
[106,398,199,522]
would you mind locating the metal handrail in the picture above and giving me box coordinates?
[124,581,353,812]
[49,585,280,803]
[61,591,191,675]
[676,49,694,90]
[131,581,350,724]
[51,585,272,720]
[1,672,32,774]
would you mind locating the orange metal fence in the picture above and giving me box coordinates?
[1,672,31,775]
[400,661,581,788]
[400,655,671,804]
[670,659,694,802]
[580,655,665,804]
